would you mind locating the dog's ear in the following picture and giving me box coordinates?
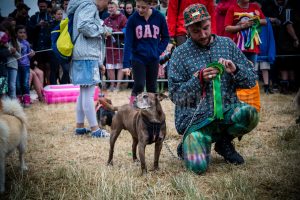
[99,97,118,111]
[156,93,168,101]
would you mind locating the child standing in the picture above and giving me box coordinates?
[255,17,276,94]
[104,0,127,91]
[2,19,21,99]
[16,25,35,107]
[0,29,11,97]
[122,0,169,104]
[50,7,63,85]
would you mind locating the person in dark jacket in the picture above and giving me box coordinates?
[10,3,30,27]
[122,0,169,104]
[98,0,110,20]
[28,0,53,85]
[0,30,11,97]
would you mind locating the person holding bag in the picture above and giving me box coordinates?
[67,0,112,138]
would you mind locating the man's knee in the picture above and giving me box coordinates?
[229,104,259,136]
[184,156,209,174]
[183,131,212,174]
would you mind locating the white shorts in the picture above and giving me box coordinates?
[255,61,271,71]
[106,63,123,70]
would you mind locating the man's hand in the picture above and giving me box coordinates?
[218,58,236,74]
[270,17,281,26]
[122,68,131,76]
[29,50,35,57]
[293,39,299,48]
[9,47,16,54]
[202,67,220,82]
[238,20,254,30]
[100,65,106,74]
[166,43,174,53]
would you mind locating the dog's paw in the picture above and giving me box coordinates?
[140,169,147,176]
[150,167,160,172]
[133,158,140,163]
[107,161,113,166]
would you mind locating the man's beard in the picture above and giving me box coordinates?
[195,34,212,47]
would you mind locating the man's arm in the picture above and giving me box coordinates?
[158,15,170,55]
[77,3,111,38]
[122,17,134,69]
[168,50,203,106]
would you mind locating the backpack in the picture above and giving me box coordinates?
[51,15,77,64]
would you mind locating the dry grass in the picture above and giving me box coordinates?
[2,90,300,200]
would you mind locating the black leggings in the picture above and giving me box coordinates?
[131,60,159,96]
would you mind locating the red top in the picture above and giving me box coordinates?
[167,0,216,38]
[224,3,265,53]
[215,0,236,36]
[104,13,127,64]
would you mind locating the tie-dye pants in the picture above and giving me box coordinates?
[183,103,259,174]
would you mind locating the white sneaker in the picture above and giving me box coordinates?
[101,129,110,137]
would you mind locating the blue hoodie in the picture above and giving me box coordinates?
[257,18,276,64]
[123,9,169,68]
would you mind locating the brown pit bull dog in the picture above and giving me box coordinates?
[104,92,167,175]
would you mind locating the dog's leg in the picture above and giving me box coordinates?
[0,153,5,193]
[138,142,147,175]
[18,128,28,172]
[153,141,163,171]
[153,125,166,171]
[132,136,139,162]
[107,127,122,165]
[18,143,28,172]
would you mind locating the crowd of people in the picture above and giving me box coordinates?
[0,0,299,101]
[0,0,299,173]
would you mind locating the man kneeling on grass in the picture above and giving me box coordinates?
[167,4,259,174]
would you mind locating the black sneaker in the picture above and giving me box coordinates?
[177,142,184,160]
[214,137,244,165]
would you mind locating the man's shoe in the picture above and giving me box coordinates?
[214,137,244,165]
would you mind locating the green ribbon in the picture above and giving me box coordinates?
[207,62,224,120]
[245,18,260,49]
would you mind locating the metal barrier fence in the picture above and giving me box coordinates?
[103,32,300,83]
[105,31,124,68]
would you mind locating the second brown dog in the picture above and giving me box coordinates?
[104,92,167,174]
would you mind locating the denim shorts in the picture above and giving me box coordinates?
[70,60,100,86]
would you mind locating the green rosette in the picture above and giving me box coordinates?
[207,62,224,120]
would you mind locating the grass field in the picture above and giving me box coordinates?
[2,90,300,200]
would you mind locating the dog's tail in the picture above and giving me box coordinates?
[1,98,27,125]
[98,97,118,112]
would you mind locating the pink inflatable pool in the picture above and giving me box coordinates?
[43,84,100,104]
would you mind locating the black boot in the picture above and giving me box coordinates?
[263,84,274,94]
[214,136,244,165]
[280,80,289,94]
